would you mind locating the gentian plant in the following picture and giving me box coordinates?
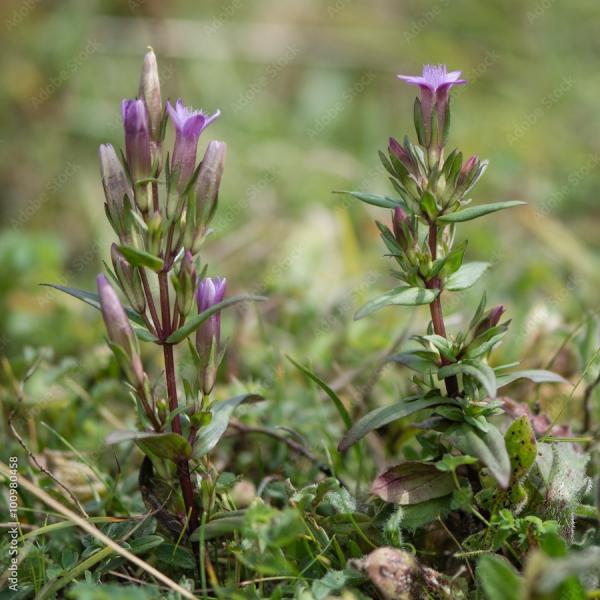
[49,50,263,563]
[336,65,592,594]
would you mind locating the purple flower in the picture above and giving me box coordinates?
[195,276,227,359]
[167,99,220,191]
[122,99,152,183]
[398,65,466,146]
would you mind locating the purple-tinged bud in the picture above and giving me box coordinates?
[195,276,227,394]
[138,48,162,142]
[195,140,226,226]
[457,154,478,187]
[110,244,146,314]
[122,98,152,185]
[474,305,506,337]
[99,144,134,243]
[173,250,197,317]
[167,99,219,192]
[388,137,415,172]
[391,207,415,251]
[97,274,144,386]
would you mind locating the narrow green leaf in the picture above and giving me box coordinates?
[193,393,263,459]
[338,395,453,452]
[497,369,569,388]
[388,351,438,374]
[286,355,352,428]
[167,294,267,343]
[445,262,490,291]
[134,327,158,343]
[118,245,164,271]
[447,423,511,488]
[333,190,405,209]
[438,201,526,223]
[105,430,192,462]
[355,286,439,320]
[42,283,145,326]
[438,360,497,398]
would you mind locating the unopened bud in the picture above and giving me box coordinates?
[457,154,478,188]
[391,207,415,251]
[195,140,226,226]
[138,48,162,142]
[195,276,227,394]
[474,305,505,337]
[173,250,197,317]
[122,98,152,185]
[388,137,415,173]
[110,244,146,314]
[99,144,134,242]
[97,275,144,386]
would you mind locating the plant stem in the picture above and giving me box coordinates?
[427,223,459,397]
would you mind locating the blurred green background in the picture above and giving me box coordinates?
[1,0,599,450]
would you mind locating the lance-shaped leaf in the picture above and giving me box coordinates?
[106,430,192,462]
[286,355,352,428]
[193,393,263,459]
[371,462,454,505]
[438,200,526,223]
[334,190,406,210]
[338,395,453,452]
[438,360,497,398]
[477,554,523,600]
[445,261,490,291]
[446,422,511,488]
[355,286,439,320]
[167,294,266,343]
[388,351,438,374]
[42,284,145,326]
[497,369,569,388]
[118,245,164,272]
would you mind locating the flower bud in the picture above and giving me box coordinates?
[122,98,152,186]
[474,305,505,338]
[173,250,197,317]
[391,207,415,252]
[110,244,146,314]
[388,137,415,173]
[195,276,227,394]
[138,48,162,142]
[97,274,144,386]
[99,144,134,243]
[457,154,478,188]
[195,140,226,226]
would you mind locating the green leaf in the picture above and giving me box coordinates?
[189,515,246,541]
[333,190,405,209]
[311,569,363,600]
[438,201,526,223]
[477,554,523,600]
[117,245,164,272]
[435,453,478,472]
[438,360,497,398]
[133,327,158,343]
[389,351,438,374]
[447,423,511,488]
[371,462,454,505]
[193,393,263,459]
[42,284,145,326]
[445,262,490,291]
[286,355,352,428]
[355,286,439,320]
[505,415,537,482]
[399,495,452,531]
[338,395,452,452]
[105,430,192,462]
[167,294,267,343]
[497,369,569,388]
[420,191,438,219]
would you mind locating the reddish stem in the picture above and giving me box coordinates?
[427,223,459,397]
